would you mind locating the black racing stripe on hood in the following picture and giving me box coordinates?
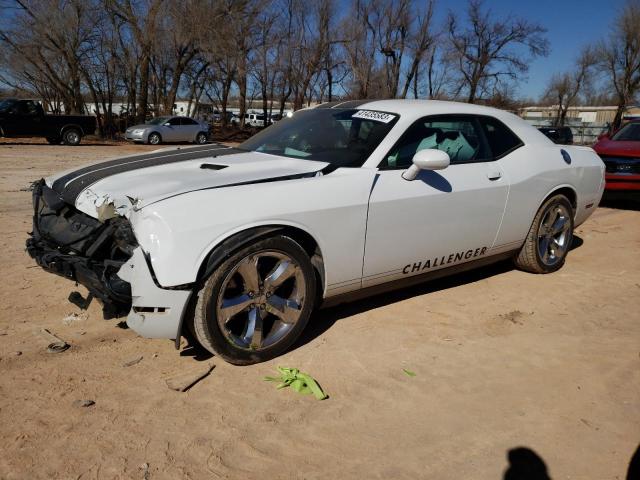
[146,163,337,206]
[52,143,226,194]
[54,145,244,204]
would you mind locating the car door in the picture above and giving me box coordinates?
[7,100,40,136]
[362,114,510,288]
[161,117,182,142]
[179,117,199,141]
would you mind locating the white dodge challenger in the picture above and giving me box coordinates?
[27,100,605,364]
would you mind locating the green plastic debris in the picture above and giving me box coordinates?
[264,366,328,400]
[402,368,416,377]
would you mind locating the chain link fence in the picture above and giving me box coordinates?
[530,121,610,146]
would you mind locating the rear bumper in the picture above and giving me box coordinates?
[605,173,640,191]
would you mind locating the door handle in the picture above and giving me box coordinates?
[487,171,502,181]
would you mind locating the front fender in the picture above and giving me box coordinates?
[129,167,376,293]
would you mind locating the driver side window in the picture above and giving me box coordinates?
[381,115,489,169]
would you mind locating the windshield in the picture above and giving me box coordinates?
[147,117,170,125]
[612,122,640,141]
[0,99,16,113]
[239,108,399,167]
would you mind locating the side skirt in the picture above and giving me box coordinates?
[320,251,516,309]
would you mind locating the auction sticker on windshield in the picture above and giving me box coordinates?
[352,110,397,123]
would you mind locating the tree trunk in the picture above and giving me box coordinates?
[238,57,248,127]
[138,51,151,122]
[612,102,625,131]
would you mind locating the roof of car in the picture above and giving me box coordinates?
[313,99,550,146]
[315,99,508,117]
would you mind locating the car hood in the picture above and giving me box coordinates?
[45,145,329,220]
[594,139,640,157]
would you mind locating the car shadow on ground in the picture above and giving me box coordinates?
[298,259,514,349]
[178,235,584,362]
[295,235,584,352]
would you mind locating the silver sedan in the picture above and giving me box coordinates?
[125,116,209,145]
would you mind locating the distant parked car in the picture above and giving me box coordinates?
[213,111,234,124]
[230,113,267,127]
[125,116,209,145]
[538,126,573,145]
[0,98,96,145]
[593,120,640,191]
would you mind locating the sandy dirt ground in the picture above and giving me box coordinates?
[0,138,638,479]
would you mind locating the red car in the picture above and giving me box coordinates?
[593,121,640,191]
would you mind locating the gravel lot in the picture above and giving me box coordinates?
[0,139,638,479]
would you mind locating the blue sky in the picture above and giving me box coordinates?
[0,0,627,101]
[430,0,627,99]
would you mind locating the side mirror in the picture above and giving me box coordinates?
[402,149,450,181]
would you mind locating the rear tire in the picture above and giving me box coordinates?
[195,132,208,144]
[193,235,316,365]
[514,194,574,273]
[62,128,82,146]
[147,132,161,145]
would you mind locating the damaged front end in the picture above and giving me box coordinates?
[26,179,136,318]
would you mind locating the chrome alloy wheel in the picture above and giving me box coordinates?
[215,251,306,351]
[537,203,572,266]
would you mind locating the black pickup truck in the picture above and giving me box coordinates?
[0,98,96,145]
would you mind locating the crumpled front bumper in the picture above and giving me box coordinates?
[26,236,132,318]
[117,248,191,339]
[26,179,191,340]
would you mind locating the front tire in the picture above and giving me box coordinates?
[147,132,161,145]
[62,128,81,146]
[193,235,316,365]
[195,132,208,144]
[514,194,574,273]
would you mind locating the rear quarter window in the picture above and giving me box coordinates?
[479,117,524,159]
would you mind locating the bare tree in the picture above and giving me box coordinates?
[399,0,436,99]
[375,0,437,99]
[341,0,436,100]
[225,0,262,126]
[250,1,279,124]
[342,0,378,99]
[597,0,640,129]
[155,2,200,115]
[544,48,596,126]
[107,0,164,122]
[1,0,99,113]
[447,0,549,103]
[287,0,333,109]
